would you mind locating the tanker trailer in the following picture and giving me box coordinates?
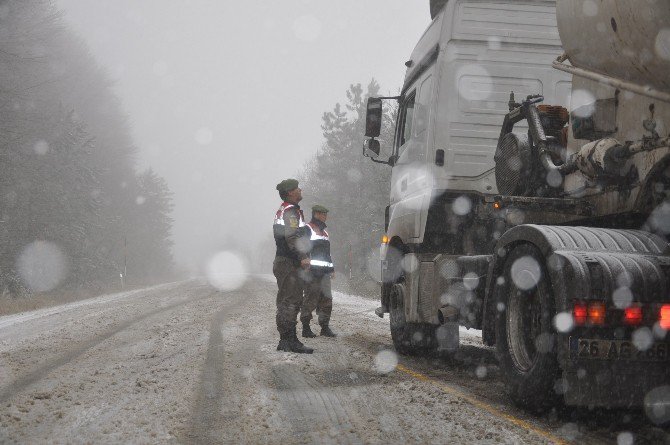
[362,0,670,413]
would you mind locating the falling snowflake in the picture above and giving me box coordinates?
[17,241,68,292]
[373,349,398,374]
[205,251,248,291]
[510,255,541,290]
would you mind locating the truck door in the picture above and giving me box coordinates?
[389,72,434,241]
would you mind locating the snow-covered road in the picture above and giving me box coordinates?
[0,278,663,444]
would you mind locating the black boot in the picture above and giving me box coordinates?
[276,332,293,351]
[302,322,317,338]
[320,324,337,338]
[289,330,314,354]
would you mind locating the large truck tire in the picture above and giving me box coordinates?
[389,282,437,355]
[495,244,561,411]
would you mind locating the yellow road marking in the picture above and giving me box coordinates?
[395,364,569,445]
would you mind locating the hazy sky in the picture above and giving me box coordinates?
[56,0,430,270]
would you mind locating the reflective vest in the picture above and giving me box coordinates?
[307,221,334,275]
[273,202,308,261]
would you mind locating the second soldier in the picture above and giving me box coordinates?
[300,205,337,338]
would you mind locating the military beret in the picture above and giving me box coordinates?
[312,204,329,213]
[276,178,299,193]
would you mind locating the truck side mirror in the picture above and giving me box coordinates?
[364,138,380,158]
[365,97,382,138]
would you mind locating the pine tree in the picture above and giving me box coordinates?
[0,0,175,295]
[300,80,395,282]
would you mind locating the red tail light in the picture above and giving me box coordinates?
[573,301,587,326]
[588,301,606,326]
[623,306,643,326]
[660,305,670,330]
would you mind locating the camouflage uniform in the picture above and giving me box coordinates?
[273,201,310,338]
[300,205,336,337]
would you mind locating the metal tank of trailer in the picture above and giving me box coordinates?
[556,0,670,94]
[547,0,670,214]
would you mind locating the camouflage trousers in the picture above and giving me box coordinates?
[273,256,304,336]
[300,273,332,326]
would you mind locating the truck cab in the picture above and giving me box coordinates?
[364,0,670,412]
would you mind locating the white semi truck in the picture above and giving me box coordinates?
[363,0,670,411]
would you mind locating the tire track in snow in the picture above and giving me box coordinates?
[0,287,218,403]
[186,287,250,444]
[186,305,228,444]
[272,363,362,444]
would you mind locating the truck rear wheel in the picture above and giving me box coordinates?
[389,282,437,355]
[495,244,560,411]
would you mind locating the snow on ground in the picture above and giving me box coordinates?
[0,276,637,444]
[333,290,483,341]
[0,281,182,331]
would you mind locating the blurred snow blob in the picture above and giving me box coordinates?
[645,201,670,235]
[506,209,525,225]
[571,90,596,118]
[401,254,419,274]
[510,255,541,290]
[644,385,670,425]
[452,196,472,216]
[655,28,670,61]
[632,327,653,351]
[456,64,493,102]
[33,140,49,155]
[553,312,574,333]
[653,322,667,340]
[195,127,213,146]
[612,287,633,309]
[135,195,146,205]
[557,423,580,441]
[546,169,562,188]
[617,271,633,288]
[17,241,68,292]
[475,365,487,379]
[293,15,322,42]
[617,432,634,445]
[206,251,248,291]
[373,349,398,374]
[546,254,564,271]
[462,272,479,290]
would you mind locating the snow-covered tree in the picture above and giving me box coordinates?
[300,80,395,282]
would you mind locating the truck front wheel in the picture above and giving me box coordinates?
[495,244,560,411]
[389,282,437,355]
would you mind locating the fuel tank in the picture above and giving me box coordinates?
[556,0,670,93]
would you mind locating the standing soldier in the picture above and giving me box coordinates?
[301,205,337,338]
[273,179,314,354]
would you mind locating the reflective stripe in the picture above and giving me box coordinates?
[307,222,329,240]
[274,202,305,226]
[310,259,334,268]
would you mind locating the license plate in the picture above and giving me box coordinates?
[569,337,670,362]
